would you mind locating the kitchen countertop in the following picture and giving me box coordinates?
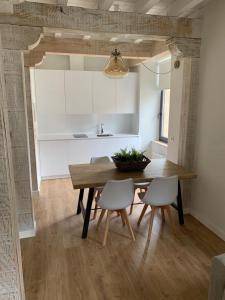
[38,133,139,141]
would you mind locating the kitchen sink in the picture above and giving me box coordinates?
[97,134,113,137]
[73,134,88,138]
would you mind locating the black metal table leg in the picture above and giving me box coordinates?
[177,180,184,225]
[82,188,94,239]
[77,188,84,215]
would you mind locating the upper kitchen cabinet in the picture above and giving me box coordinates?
[116,73,138,114]
[92,72,117,113]
[65,71,93,114]
[34,69,65,114]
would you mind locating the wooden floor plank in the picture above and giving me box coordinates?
[21,179,225,300]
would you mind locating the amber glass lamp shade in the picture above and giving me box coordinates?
[104,49,129,78]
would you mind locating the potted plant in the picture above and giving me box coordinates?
[112,148,151,172]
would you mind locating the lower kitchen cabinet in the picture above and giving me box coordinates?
[39,140,69,177]
[39,136,140,178]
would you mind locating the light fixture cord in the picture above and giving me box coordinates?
[141,62,174,75]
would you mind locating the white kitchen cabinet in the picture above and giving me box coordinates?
[92,72,117,113]
[39,140,69,177]
[34,70,138,115]
[68,137,140,165]
[39,136,140,178]
[65,71,93,114]
[34,70,65,114]
[116,73,138,113]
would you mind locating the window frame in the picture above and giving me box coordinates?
[159,90,169,144]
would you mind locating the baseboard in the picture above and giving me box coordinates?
[19,220,36,239]
[190,209,225,241]
[41,174,70,180]
[183,208,190,214]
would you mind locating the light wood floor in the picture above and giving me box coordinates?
[21,179,225,300]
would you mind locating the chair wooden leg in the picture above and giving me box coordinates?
[161,207,165,223]
[97,209,106,230]
[165,206,175,232]
[129,202,134,215]
[137,204,148,226]
[93,201,98,220]
[147,207,157,241]
[122,209,135,241]
[103,210,112,246]
[119,210,126,226]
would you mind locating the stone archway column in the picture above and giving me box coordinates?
[0,24,42,299]
[0,25,41,300]
[0,25,42,236]
[167,37,201,208]
[24,66,38,193]
[0,37,25,300]
[23,52,45,196]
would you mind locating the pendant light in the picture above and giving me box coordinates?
[104,49,129,78]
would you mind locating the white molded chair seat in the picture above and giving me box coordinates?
[98,179,134,210]
[138,176,178,241]
[97,179,135,246]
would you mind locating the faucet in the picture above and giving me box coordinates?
[100,123,104,134]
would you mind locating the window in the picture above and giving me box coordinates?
[159,89,170,143]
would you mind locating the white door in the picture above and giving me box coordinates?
[92,72,116,113]
[65,71,93,114]
[116,73,138,113]
[35,69,65,114]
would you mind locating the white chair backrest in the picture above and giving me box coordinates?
[90,156,111,164]
[98,179,134,210]
[143,176,178,206]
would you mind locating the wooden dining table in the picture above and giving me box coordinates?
[69,158,197,239]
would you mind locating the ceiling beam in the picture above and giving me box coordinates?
[167,0,207,17]
[98,0,114,10]
[26,0,69,4]
[24,37,168,65]
[136,0,160,13]
[0,2,201,39]
[0,2,13,13]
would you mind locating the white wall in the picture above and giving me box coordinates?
[138,61,161,157]
[37,113,135,135]
[69,55,84,70]
[167,57,184,163]
[157,57,171,90]
[84,56,108,71]
[37,54,107,71]
[191,0,225,240]
[38,54,70,70]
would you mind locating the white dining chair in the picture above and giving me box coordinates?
[129,182,150,215]
[96,178,135,246]
[90,156,111,219]
[137,176,178,241]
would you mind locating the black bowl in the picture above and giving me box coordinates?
[111,155,151,172]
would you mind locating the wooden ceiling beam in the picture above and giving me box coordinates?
[0,2,201,39]
[24,36,168,66]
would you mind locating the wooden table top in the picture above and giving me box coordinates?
[69,159,197,189]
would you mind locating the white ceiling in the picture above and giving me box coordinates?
[67,0,210,17]
[25,0,211,17]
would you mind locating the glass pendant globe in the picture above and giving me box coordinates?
[104,49,129,78]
